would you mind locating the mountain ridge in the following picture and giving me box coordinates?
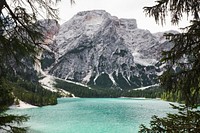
[39,10,175,90]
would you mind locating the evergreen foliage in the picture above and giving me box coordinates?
[0,114,29,133]
[0,78,29,133]
[0,78,14,110]
[55,78,163,98]
[12,79,57,106]
[161,90,200,105]
[95,73,113,88]
[0,0,64,132]
[41,50,55,70]
[140,0,200,132]
[112,72,131,89]
[139,105,200,133]
[144,0,200,108]
[122,86,163,98]
[54,79,121,98]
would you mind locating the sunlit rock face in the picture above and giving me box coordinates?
[42,10,174,89]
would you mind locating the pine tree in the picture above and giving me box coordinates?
[0,0,69,132]
[140,0,200,132]
[143,0,200,107]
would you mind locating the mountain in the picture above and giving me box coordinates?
[3,19,61,106]
[40,10,175,90]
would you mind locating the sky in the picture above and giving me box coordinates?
[57,0,190,33]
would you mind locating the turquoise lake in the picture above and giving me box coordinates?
[7,98,175,133]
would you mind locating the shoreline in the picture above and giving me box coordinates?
[9,100,38,109]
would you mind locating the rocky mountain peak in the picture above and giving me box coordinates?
[38,19,60,44]
[40,10,174,89]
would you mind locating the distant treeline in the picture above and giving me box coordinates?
[54,79,121,98]
[121,86,163,98]
[54,79,163,98]
[161,91,200,105]
[55,78,200,105]
[9,73,199,107]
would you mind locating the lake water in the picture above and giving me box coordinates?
[7,98,175,133]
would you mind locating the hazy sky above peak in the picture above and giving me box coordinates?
[57,0,190,33]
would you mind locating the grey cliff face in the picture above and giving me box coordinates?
[43,10,173,89]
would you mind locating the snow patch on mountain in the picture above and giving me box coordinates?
[82,70,93,83]
[134,84,159,90]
